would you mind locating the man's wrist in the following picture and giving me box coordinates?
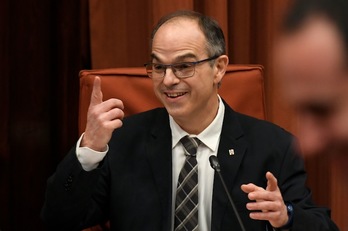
[274,202,294,230]
[76,133,108,171]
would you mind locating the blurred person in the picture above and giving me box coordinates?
[275,0,348,156]
[41,10,338,231]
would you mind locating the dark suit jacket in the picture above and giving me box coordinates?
[41,102,338,231]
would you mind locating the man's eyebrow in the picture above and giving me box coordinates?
[150,54,161,62]
[150,53,198,63]
[174,54,197,62]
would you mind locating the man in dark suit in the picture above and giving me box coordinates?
[41,10,338,231]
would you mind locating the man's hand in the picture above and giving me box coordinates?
[81,76,124,151]
[241,172,288,228]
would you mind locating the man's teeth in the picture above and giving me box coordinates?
[166,92,185,98]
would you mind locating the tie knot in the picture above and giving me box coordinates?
[180,136,200,157]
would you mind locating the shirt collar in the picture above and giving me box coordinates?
[170,95,225,151]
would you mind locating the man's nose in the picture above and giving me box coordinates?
[163,67,180,85]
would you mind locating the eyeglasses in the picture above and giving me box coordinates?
[144,55,219,79]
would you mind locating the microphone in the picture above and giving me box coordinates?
[209,155,246,231]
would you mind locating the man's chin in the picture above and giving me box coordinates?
[165,106,186,120]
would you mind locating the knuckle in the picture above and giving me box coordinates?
[111,108,124,120]
[114,119,123,128]
[110,98,123,106]
[118,109,125,118]
[101,120,109,128]
[88,105,100,117]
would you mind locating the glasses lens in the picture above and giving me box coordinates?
[173,63,195,78]
[148,64,166,78]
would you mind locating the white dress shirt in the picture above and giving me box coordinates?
[170,96,224,231]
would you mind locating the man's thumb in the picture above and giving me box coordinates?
[266,171,278,191]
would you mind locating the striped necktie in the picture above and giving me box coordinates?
[174,136,201,231]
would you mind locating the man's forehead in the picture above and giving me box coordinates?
[153,18,203,44]
[151,18,207,61]
[156,17,199,34]
[284,21,341,62]
[277,17,347,86]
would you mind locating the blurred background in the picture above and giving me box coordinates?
[1,0,346,230]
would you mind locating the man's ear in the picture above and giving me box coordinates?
[214,55,229,85]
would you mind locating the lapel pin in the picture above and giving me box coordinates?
[229,149,235,156]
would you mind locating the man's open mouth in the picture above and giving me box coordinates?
[165,92,186,98]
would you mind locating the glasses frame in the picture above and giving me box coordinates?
[144,55,220,79]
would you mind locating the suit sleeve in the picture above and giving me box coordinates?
[41,146,109,230]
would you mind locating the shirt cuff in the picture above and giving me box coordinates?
[76,133,109,171]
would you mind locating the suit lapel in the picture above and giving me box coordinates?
[145,109,173,231]
[211,103,248,231]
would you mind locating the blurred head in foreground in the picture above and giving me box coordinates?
[275,0,348,156]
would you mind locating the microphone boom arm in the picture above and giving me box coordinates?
[209,155,246,231]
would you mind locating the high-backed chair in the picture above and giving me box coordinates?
[79,64,265,231]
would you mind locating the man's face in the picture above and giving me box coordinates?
[151,18,225,133]
[276,16,348,156]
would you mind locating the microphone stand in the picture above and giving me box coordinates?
[209,155,246,231]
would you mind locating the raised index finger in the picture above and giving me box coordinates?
[90,76,103,106]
